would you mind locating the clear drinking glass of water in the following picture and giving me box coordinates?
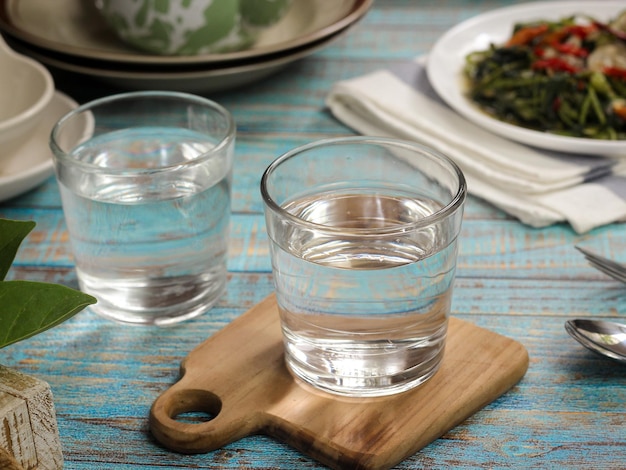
[260,136,466,397]
[50,91,235,326]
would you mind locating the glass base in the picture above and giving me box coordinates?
[283,330,447,397]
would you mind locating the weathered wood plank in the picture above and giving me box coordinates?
[3,208,626,282]
[2,268,624,470]
[1,0,624,468]
[0,366,63,470]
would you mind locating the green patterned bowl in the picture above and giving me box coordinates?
[241,0,292,28]
[95,0,292,56]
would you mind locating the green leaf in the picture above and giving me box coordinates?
[0,280,97,349]
[0,219,97,349]
[0,219,35,280]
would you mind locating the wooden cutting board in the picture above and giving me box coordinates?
[150,294,529,470]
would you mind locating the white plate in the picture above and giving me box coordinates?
[0,91,76,202]
[0,0,372,66]
[8,29,347,94]
[427,1,626,157]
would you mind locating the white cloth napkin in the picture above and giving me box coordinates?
[326,57,626,234]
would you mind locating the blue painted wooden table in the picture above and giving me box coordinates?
[1,1,625,468]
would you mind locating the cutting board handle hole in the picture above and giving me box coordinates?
[167,389,222,426]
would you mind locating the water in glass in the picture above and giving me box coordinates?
[57,127,231,325]
[272,190,457,396]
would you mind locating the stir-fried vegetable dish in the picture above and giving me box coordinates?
[464,10,626,140]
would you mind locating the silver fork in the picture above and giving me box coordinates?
[575,246,626,284]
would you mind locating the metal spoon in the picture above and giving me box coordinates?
[565,319,626,363]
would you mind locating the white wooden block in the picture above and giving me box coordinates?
[0,365,63,470]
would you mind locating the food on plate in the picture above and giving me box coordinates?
[464,10,626,140]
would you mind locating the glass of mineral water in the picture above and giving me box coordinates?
[260,136,466,397]
[50,91,235,326]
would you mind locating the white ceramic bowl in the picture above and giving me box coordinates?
[0,35,54,163]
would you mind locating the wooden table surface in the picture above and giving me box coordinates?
[1,1,625,468]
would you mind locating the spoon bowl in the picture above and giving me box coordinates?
[565,319,626,363]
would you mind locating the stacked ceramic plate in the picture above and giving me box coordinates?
[0,0,373,93]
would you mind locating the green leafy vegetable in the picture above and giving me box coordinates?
[464,10,626,140]
[0,219,97,349]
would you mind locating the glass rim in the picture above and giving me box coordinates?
[260,136,467,235]
[49,90,236,174]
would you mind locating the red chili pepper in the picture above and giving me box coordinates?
[549,41,589,58]
[552,96,562,111]
[506,24,549,46]
[540,24,597,45]
[532,58,580,74]
[563,24,597,38]
[604,67,626,81]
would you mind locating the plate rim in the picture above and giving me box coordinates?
[8,25,353,94]
[11,27,347,80]
[426,0,626,156]
[0,0,372,66]
[0,91,77,202]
